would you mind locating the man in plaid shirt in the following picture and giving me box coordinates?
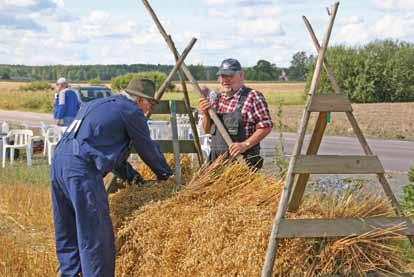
[199,58,272,169]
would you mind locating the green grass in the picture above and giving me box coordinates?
[0,158,50,186]
[0,89,54,113]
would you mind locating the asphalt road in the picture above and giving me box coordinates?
[262,132,414,173]
[2,109,413,172]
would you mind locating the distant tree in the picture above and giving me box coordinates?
[111,71,175,91]
[188,64,206,80]
[306,40,414,103]
[289,51,313,80]
[245,59,281,81]
[1,72,10,80]
[89,77,102,85]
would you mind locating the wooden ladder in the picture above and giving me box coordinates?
[261,2,414,276]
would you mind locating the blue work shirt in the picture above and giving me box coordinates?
[57,95,172,180]
[54,88,80,120]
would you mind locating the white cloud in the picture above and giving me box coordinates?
[374,14,414,39]
[373,0,414,11]
[337,22,371,45]
[339,16,364,25]
[0,0,58,13]
[2,0,414,67]
[336,13,414,45]
[207,8,232,18]
[204,0,239,5]
[238,18,285,36]
[0,12,46,32]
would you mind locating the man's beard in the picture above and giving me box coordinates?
[222,85,234,95]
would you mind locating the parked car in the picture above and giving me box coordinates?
[73,85,114,104]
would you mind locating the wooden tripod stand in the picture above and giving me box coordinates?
[261,2,414,276]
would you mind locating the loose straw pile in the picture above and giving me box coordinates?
[110,157,407,276]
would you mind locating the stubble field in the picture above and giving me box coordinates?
[1,80,413,140]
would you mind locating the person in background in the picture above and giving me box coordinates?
[198,58,273,170]
[54,77,80,126]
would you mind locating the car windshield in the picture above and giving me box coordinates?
[78,88,112,102]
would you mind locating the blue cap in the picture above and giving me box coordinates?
[216,58,242,76]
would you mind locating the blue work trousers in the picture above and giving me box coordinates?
[51,153,115,277]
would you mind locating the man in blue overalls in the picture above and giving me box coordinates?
[198,58,273,170]
[51,77,172,277]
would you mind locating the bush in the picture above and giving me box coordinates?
[19,81,52,91]
[88,77,102,85]
[401,166,414,214]
[111,71,175,92]
[306,40,414,103]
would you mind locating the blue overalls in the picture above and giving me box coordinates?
[51,95,172,277]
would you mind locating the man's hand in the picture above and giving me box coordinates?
[157,172,173,181]
[229,142,249,157]
[198,98,211,116]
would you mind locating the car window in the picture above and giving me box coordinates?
[79,88,112,102]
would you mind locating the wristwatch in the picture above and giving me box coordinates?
[244,141,251,148]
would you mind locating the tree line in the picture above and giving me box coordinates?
[0,52,312,82]
[307,40,414,103]
[2,39,414,104]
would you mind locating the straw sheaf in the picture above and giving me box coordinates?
[110,157,407,276]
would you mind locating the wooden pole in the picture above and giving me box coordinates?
[261,3,339,276]
[303,16,343,95]
[169,36,204,165]
[141,0,236,150]
[146,37,197,117]
[346,112,403,213]
[306,2,339,98]
[288,112,328,211]
[170,100,182,184]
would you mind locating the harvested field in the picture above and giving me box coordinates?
[277,102,414,140]
[188,81,305,94]
[0,81,27,90]
[170,81,306,106]
[0,183,56,276]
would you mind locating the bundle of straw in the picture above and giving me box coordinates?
[111,158,408,276]
[109,154,193,231]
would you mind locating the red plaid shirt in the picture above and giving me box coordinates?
[210,86,273,137]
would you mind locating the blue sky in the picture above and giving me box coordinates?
[1,0,414,67]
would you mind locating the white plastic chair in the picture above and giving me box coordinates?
[40,122,54,156]
[46,127,66,165]
[148,120,170,139]
[178,123,191,139]
[2,129,33,168]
